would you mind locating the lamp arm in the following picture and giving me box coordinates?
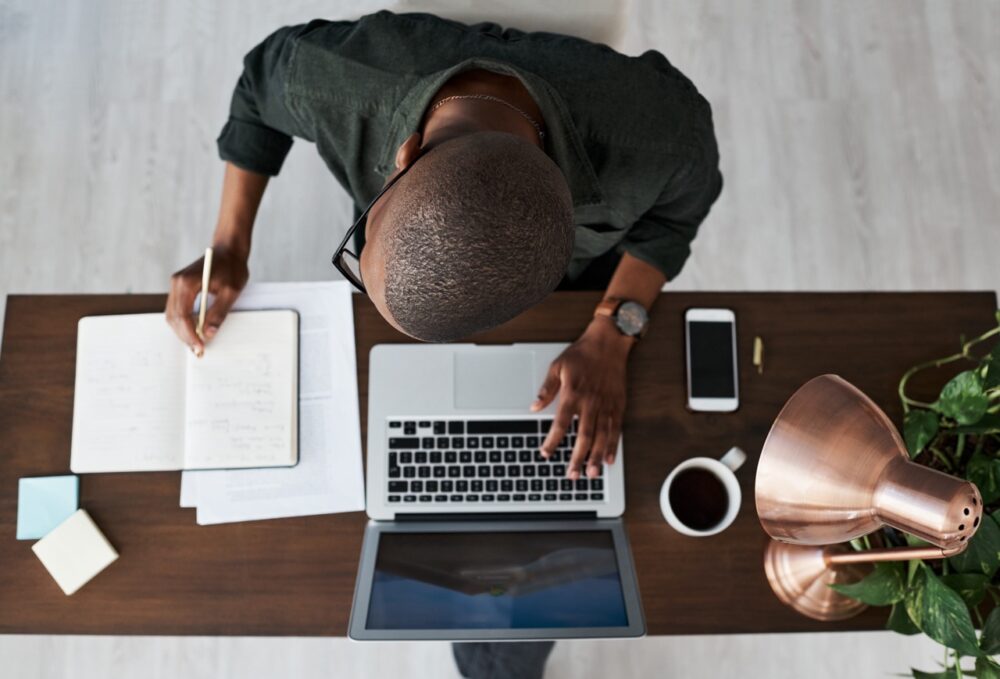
[825,544,964,565]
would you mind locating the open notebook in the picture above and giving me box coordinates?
[70,310,298,473]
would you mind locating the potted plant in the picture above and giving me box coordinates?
[829,312,1000,678]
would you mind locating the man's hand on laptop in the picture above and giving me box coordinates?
[165,245,249,354]
[531,318,633,480]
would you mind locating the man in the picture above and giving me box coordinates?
[166,11,720,677]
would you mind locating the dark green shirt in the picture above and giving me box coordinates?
[218,11,722,281]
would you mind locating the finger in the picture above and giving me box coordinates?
[586,415,610,478]
[606,412,623,466]
[531,361,562,412]
[203,287,240,339]
[541,392,575,459]
[167,276,203,354]
[567,406,596,479]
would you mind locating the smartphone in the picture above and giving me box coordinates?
[685,308,739,412]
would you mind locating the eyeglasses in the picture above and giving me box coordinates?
[331,164,413,293]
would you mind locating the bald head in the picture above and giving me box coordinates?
[370,131,574,342]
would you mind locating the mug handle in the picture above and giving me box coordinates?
[720,446,746,473]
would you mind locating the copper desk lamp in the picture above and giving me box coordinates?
[755,374,983,621]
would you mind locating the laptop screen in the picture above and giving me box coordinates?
[365,530,629,629]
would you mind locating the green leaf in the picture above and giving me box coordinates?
[911,669,956,679]
[966,451,1000,504]
[955,413,1000,435]
[939,573,989,608]
[831,562,905,605]
[905,563,982,657]
[975,657,1000,679]
[934,371,989,425]
[887,601,921,635]
[981,608,1000,655]
[906,409,941,458]
[948,514,1000,577]
[983,341,1000,390]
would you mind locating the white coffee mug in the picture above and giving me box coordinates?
[659,446,747,537]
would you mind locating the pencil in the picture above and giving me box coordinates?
[196,246,213,341]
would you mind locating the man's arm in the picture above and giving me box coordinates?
[531,253,665,479]
[166,163,268,354]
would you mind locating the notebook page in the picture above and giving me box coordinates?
[70,313,187,473]
[182,310,298,470]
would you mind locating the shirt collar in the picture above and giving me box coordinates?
[376,57,604,208]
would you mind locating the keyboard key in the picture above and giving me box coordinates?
[388,495,401,502]
[528,436,539,448]
[482,494,495,502]
[388,452,398,467]
[401,452,413,465]
[492,465,506,477]
[545,479,558,491]
[554,465,566,476]
[403,467,416,478]
[419,494,432,502]
[472,480,483,492]
[519,450,531,463]
[530,480,543,491]
[422,437,434,448]
[389,421,401,429]
[437,437,449,449]
[575,479,588,491]
[435,494,448,502]
[411,481,423,493]
[516,480,528,492]
[441,481,454,492]
[463,466,476,478]
[460,451,472,463]
[523,466,535,477]
[450,494,463,502]
[559,493,572,501]
[507,465,520,477]
[404,422,416,435]
[482,436,495,448]
[475,451,487,463]
[433,421,446,434]
[415,452,427,464]
[476,420,539,434]
[528,493,541,501]
[591,492,604,501]
[467,494,480,502]
[447,466,461,478]
[430,451,442,464]
[504,451,516,463]
[501,480,513,492]
[448,421,464,434]
[388,467,401,478]
[452,437,465,448]
[404,495,416,502]
[561,479,573,491]
[418,467,430,478]
[540,420,553,433]
[426,481,438,493]
[389,481,407,493]
[489,451,502,463]
[445,452,457,463]
[512,436,524,448]
[486,480,498,492]
[497,494,511,502]
[390,438,420,449]
[457,481,469,492]
[497,436,509,448]
[534,450,545,463]
[544,493,557,501]
[591,479,603,490]
[538,466,551,477]
[574,493,588,501]
[513,494,525,501]
[418,421,430,428]
[466,436,480,448]
[477,465,490,478]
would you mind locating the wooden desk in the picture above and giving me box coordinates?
[1,291,996,635]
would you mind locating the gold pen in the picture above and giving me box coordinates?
[195,246,213,343]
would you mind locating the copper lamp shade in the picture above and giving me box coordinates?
[755,375,982,621]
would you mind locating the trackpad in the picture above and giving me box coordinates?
[454,351,533,411]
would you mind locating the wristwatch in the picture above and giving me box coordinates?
[594,298,650,338]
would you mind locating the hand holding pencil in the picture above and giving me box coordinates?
[165,244,249,356]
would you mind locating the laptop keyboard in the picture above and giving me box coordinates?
[385,418,606,505]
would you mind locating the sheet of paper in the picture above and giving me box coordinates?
[71,314,186,473]
[181,282,365,523]
[183,310,298,470]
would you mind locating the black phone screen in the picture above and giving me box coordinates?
[687,320,736,398]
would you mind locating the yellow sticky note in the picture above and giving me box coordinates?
[32,509,118,595]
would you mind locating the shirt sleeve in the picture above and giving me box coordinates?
[619,137,723,282]
[216,25,304,176]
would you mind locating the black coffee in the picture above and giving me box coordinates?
[669,468,729,531]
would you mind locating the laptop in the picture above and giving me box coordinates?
[349,343,645,641]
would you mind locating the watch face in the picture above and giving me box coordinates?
[615,301,648,336]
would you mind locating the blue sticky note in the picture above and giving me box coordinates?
[17,475,79,540]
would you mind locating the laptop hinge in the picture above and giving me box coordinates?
[396,511,598,522]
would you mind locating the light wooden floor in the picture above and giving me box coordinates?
[1,0,998,676]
